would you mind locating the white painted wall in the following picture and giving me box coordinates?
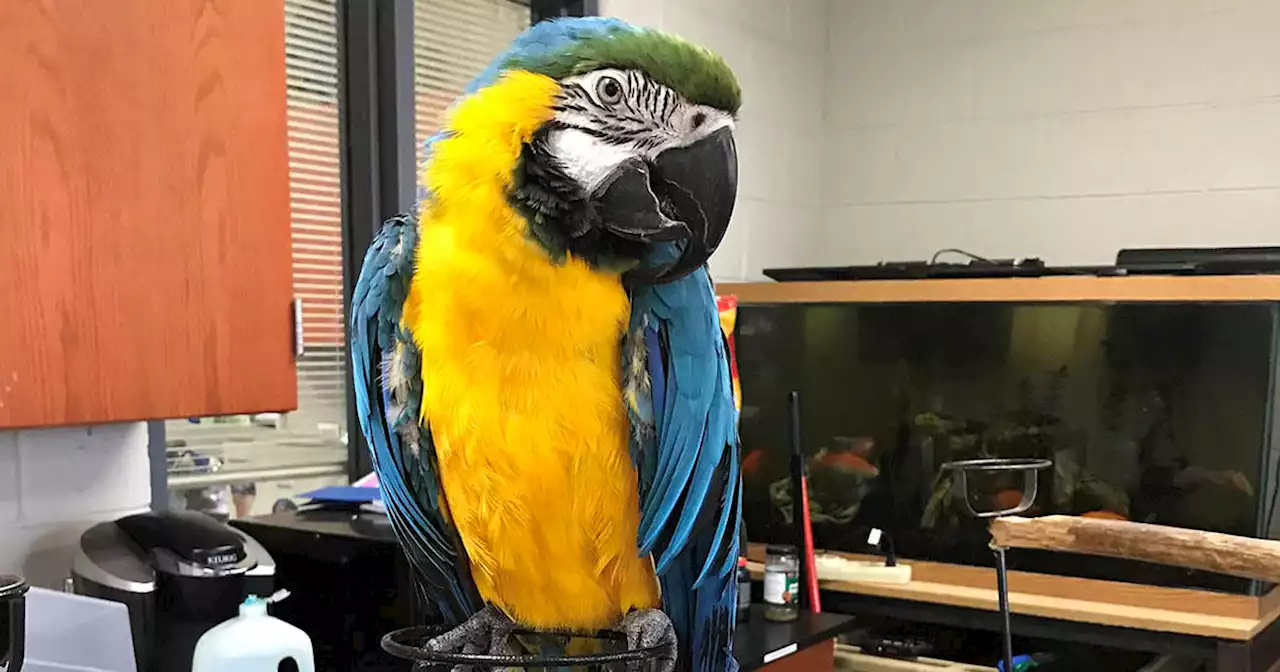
[819,0,1280,266]
[0,424,151,588]
[600,0,830,281]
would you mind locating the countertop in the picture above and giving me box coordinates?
[733,606,855,670]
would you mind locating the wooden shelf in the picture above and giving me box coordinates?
[746,545,1280,641]
[717,275,1280,305]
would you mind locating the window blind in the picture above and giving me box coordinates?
[281,0,347,451]
[166,0,347,487]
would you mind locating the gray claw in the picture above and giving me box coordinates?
[425,604,516,672]
[617,608,677,672]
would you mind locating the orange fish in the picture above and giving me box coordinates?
[992,489,1025,511]
[817,451,879,477]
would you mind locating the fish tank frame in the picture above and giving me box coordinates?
[719,274,1280,626]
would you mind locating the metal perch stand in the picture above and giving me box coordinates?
[382,625,671,671]
[941,457,1053,672]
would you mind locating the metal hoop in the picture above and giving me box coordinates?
[381,625,671,670]
[941,457,1053,519]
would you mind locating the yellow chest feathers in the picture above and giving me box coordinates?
[402,71,660,629]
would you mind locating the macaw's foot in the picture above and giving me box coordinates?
[617,608,677,672]
[425,604,517,671]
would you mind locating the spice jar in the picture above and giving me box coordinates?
[762,544,799,622]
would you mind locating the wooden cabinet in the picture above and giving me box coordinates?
[0,0,298,428]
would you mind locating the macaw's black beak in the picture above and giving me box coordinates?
[591,126,738,285]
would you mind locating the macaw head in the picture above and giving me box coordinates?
[454,18,741,285]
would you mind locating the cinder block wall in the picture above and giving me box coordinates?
[0,424,151,587]
[819,1,1280,266]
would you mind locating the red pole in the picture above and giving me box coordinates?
[799,472,821,613]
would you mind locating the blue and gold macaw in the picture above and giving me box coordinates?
[351,17,741,671]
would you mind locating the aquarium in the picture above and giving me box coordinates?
[735,297,1280,595]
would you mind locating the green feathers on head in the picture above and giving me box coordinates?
[507,24,742,114]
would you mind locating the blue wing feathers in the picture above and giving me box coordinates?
[351,214,480,626]
[697,451,740,585]
[627,265,741,672]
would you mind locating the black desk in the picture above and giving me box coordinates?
[233,509,415,672]
[734,606,855,671]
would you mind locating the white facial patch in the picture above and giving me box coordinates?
[546,126,637,194]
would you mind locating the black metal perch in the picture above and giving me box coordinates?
[382,625,672,671]
[941,457,1052,672]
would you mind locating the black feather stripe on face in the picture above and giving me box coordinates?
[553,69,682,148]
[508,123,648,270]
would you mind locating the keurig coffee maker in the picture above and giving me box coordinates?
[72,511,275,672]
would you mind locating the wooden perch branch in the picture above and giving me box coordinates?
[989,515,1280,584]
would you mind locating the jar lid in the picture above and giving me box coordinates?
[0,575,29,600]
[765,544,798,555]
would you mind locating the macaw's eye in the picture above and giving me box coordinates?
[596,76,624,105]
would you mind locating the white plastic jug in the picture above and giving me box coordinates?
[191,593,314,672]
